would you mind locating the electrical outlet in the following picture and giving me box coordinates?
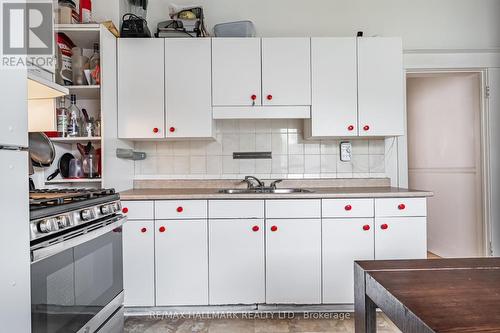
[340,142,352,161]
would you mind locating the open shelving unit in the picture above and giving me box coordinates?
[48,24,104,188]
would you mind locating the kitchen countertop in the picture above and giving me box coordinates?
[120,187,433,200]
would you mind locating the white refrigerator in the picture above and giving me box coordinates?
[0,67,32,332]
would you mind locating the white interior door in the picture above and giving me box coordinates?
[322,218,374,304]
[265,219,321,304]
[375,217,427,260]
[262,38,311,106]
[358,37,404,136]
[212,38,261,106]
[118,38,165,139]
[122,220,155,306]
[407,73,483,257]
[155,220,208,306]
[311,37,358,136]
[489,69,500,256]
[165,38,213,138]
[209,219,265,305]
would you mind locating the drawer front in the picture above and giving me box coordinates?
[375,198,427,217]
[209,200,264,219]
[155,200,207,219]
[121,201,154,220]
[266,199,321,219]
[322,199,374,218]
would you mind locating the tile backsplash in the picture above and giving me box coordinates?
[134,120,388,179]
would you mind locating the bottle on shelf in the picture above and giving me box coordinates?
[80,0,92,23]
[67,94,82,137]
[56,97,69,137]
[89,43,100,85]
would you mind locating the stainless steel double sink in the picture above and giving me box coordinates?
[218,188,313,194]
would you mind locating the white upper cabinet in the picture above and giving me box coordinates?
[118,38,165,139]
[261,38,311,106]
[165,39,213,138]
[309,38,358,137]
[357,37,404,137]
[212,38,262,107]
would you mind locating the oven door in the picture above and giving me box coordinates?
[31,217,124,333]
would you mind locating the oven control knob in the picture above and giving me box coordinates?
[38,218,59,233]
[57,216,70,228]
[100,205,111,215]
[80,209,93,221]
[114,203,121,213]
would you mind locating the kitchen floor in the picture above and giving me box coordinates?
[124,312,401,332]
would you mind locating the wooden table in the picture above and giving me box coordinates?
[354,258,500,333]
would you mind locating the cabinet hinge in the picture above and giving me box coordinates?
[485,86,491,99]
[490,241,494,256]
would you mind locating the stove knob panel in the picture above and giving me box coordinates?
[80,209,93,221]
[38,218,59,233]
[100,205,111,215]
[57,216,70,228]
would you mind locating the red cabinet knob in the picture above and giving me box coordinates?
[363,225,370,231]
[271,225,278,232]
[381,224,388,230]
[363,125,370,131]
[141,227,147,233]
[267,94,273,101]
[348,125,354,131]
[159,226,166,233]
[345,204,352,211]
[169,127,176,133]
[252,226,259,232]
[153,127,159,133]
[251,94,257,101]
[398,204,406,210]
[122,207,128,213]
[176,206,183,213]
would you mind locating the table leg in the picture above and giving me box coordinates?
[354,263,377,333]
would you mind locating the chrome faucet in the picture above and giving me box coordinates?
[242,176,265,189]
[269,179,283,189]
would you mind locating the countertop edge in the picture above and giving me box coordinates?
[119,189,434,200]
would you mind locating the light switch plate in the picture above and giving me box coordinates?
[340,142,352,162]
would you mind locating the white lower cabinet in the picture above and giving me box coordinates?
[374,217,427,260]
[155,219,209,306]
[265,219,321,304]
[322,218,374,304]
[122,197,428,307]
[123,220,155,306]
[209,219,265,304]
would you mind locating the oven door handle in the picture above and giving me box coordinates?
[31,216,126,263]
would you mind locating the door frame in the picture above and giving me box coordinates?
[401,68,489,256]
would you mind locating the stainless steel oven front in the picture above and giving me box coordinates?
[31,215,125,333]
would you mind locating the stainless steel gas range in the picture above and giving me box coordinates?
[29,189,126,333]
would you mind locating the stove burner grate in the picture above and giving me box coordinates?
[29,188,116,209]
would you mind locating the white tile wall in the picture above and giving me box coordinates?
[134,120,388,179]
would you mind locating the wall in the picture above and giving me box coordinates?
[132,0,500,50]
[407,73,483,257]
[134,120,388,179]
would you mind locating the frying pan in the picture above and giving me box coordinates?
[46,153,74,181]
[29,132,56,168]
